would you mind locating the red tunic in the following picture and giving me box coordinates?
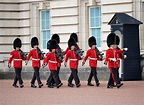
[64,50,80,69]
[106,48,123,68]
[8,50,26,68]
[83,49,101,67]
[63,47,70,55]
[43,52,57,70]
[27,48,42,68]
[64,46,79,55]
[116,49,124,68]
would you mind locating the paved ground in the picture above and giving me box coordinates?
[0,80,144,105]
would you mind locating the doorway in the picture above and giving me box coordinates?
[114,30,124,79]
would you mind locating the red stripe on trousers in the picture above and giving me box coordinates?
[110,68,116,83]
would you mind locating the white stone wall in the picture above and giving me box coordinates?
[101,0,133,51]
[141,1,144,53]
[0,0,144,68]
[137,0,144,53]
[0,1,31,54]
[50,0,79,50]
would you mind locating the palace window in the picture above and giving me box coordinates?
[89,7,101,47]
[41,10,50,49]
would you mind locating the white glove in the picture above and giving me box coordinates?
[111,58,116,62]
[42,63,47,68]
[64,62,67,67]
[123,48,128,51]
[124,55,127,59]
[25,60,28,65]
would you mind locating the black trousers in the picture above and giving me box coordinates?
[107,68,120,86]
[46,67,60,86]
[13,68,23,85]
[111,68,121,86]
[68,68,80,85]
[88,67,99,83]
[31,67,42,85]
[47,70,61,86]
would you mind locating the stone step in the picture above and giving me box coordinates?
[0,67,110,81]
[1,67,144,81]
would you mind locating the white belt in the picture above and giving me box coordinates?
[32,58,40,61]
[109,58,120,60]
[14,59,22,61]
[109,58,117,62]
[109,58,116,59]
[49,60,57,63]
[117,58,121,60]
[70,59,77,61]
[89,58,97,60]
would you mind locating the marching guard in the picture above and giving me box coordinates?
[110,35,127,87]
[64,33,78,55]
[26,37,43,88]
[46,34,63,87]
[8,38,26,88]
[105,33,124,89]
[64,33,84,59]
[82,36,102,87]
[43,40,63,88]
[64,38,81,88]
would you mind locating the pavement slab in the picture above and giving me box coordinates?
[0,80,144,105]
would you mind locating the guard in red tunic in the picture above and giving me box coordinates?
[110,35,127,87]
[64,33,84,59]
[64,38,81,88]
[105,33,124,89]
[82,36,101,87]
[26,37,43,88]
[46,34,63,87]
[8,38,26,88]
[42,40,63,88]
[63,33,78,55]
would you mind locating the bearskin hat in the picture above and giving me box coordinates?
[51,34,60,44]
[116,35,120,45]
[49,39,58,51]
[13,38,22,49]
[68,37,76,48]
[107,33,117,47]
[88,36,97,47]
[47,40,51,49]
[31,37,39,48]
[70,33,78,42]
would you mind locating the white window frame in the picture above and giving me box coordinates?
[89,7,101,49]
[40,10,51,52]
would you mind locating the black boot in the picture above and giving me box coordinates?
[76,83,81,88]
[20,84,24,88]
[47,85,54,88]
[57,83,63,88]
[107,85,113,89]
[31,84,37,88]
[39,83,43,88]
[68,83,74,87]
[111,84,116,87]
[12,84,18,88]
[87,82,94,86]
[96,82,100,87]
[117,83,123,89]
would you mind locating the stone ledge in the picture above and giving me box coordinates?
[1,67,143,80]
[0,67,110,80]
